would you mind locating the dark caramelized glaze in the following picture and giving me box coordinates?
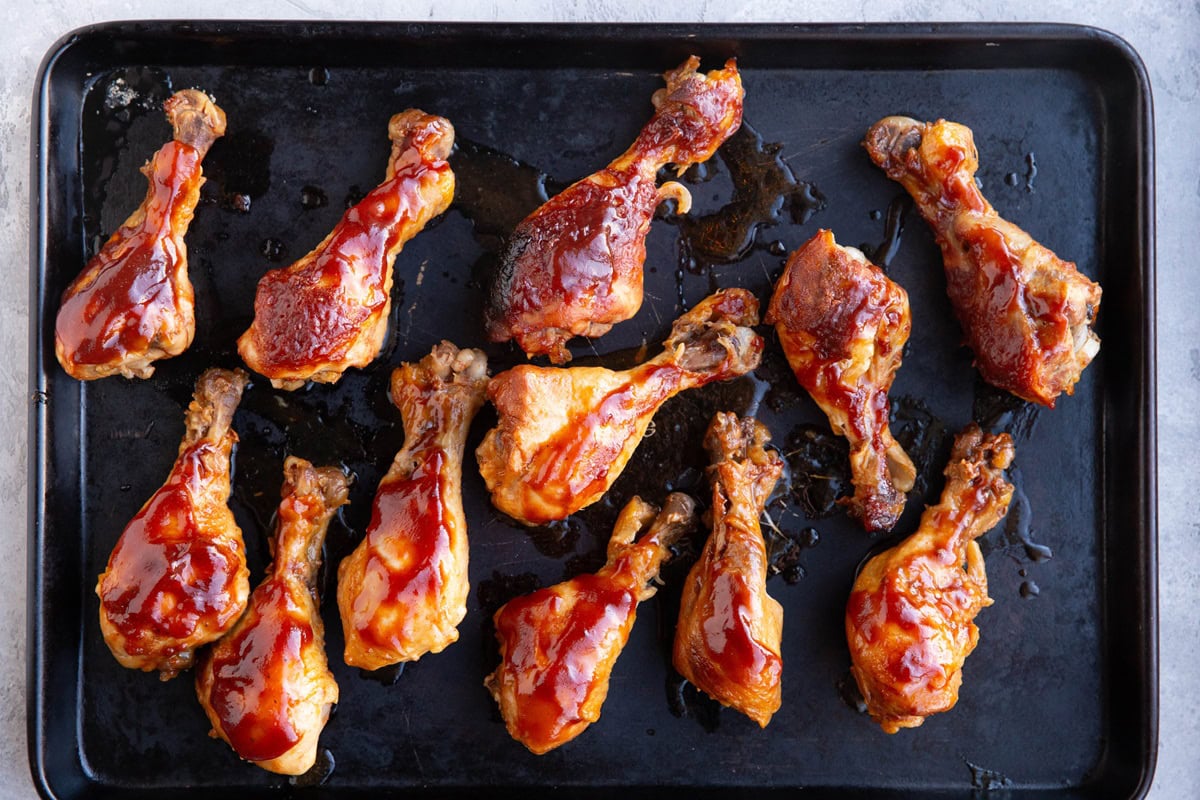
[239,111,456,389]
[206,580,313,761]
[485,57,744,363]
[766,230,915,532]
[248,156,451,370]
[56,143,202,371]
[863,116,1101,406]
[99,440,244,655]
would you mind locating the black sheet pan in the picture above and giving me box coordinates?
[28,21,1156,799]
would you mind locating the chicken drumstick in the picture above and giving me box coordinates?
[239,110,455,389]
[485,56,744,363]
[195,457,348,775]
[56,90,226,380]
[477,288,762,526]
[338,342,489,669]
[673,412,785,727]
[766,229,915,532]
[486,493,696,754]
[846,424,1014,733]
[96,367,249,679]
[863,116,1101,406]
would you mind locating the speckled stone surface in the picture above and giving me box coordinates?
[2,2,1195,798]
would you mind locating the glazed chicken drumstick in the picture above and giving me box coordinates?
[486,493,696,754]
[846,424,1014,734]
[96,368,249,679]
[674,412,785,727]
[56,89,226,380]
[766,229,916,532]
[485,56,744,363]
[239,110,455,389]
[863,116,1101,407]
[338,342,489,669]
[196,457,348,775]
[477,288,763,526]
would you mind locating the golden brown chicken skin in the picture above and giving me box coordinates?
[846,424,1014,734]
[96,368,249,679]
[766,229,916,532]
[56,90,226,380]
[338,343,489,669]
[477,288,762,525]
[673,413,784,727]
[863,117,1101,407]
[486,494,695,754]
[195,457,347,775]
[238,110,455,389]
[485,57,744,363]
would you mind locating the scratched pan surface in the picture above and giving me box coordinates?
[29,22,1155,800]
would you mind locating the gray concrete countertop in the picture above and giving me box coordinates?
[2,1,1195,798]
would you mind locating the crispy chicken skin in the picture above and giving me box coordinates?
[195,457,348,775]
[477,288,763,525]
[96,368,249,679]
[863,116,1101,407]
[846,424,1014,733]
[486,494,696,754]
[238,110,455,389]
[766,229,916,532]
[673,413,784,727]
[55,90,226,380]
[338,343,489,669]
[485,57,744,363]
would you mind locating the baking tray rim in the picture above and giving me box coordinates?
[26,18,1158,800]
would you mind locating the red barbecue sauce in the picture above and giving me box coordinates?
[55,142,201,370]
[98,440,242,656]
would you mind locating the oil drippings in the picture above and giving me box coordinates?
[290,747,335,787]
[259,238,287,262]
[523,517,585,559]
[665,675,722,732]
[1023,152,1038,192]
[891,396,952,499]
[358,663,405,686]
[965,760,1013,792]
[783,424,851,519]
[1019,580,1040,599]
[80,67,175,248]
[669,122,826,274]
[972,379,1040,442]
[300,185,328,210]
[836,670,869,715]
[862,195,913,268]
[448,139,554,250]
[344,185,366,209]
[763,520,820,585]
[754,341,806,414]
[231,391,369,534]
[978,467,1053,565]
[308,67,330,87]
[202,129,275,213]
